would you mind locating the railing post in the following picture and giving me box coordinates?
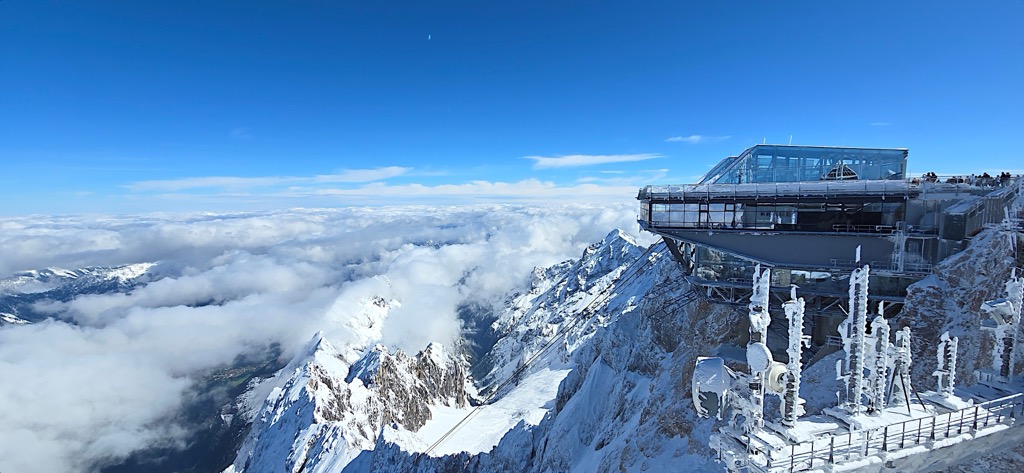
[882,425,888,451]
[848,432,853,460]
[791,444,795,472]
[945,412,951,438]
[828,436,835,464]
[973,406,980,431]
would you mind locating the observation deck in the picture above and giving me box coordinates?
[638,144,1021,342]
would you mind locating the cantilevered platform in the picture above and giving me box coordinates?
[639,144,1022,344]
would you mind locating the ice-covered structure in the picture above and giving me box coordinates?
[978,270,1024,385]
[781,286,809,427]
[654,144,1024,472]
[934,332,959,397]
[744,265,772,434]
[694,260,1024,472]
[837,262,871,413]
[869,313,891,412]
[889,326,913,407]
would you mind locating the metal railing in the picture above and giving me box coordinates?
[748,392,1024,472]
[827,259,933,275]
[642,216,910,235]
[640,180,916,203]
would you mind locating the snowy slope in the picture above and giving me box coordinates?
[227,229,687,471]
[229,214,1024,472]
[0,263,156,325]
[227,227,746,471]
[226,323,469,472]
[366,236,743,472]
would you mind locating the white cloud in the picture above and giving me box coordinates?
[869,122,892,127]
[125,175,295,191]
[309,179,636,201]
[0,205,657,472]
[124,167,412,192]
[525,153,662,169]
[576,169,670,186]
[665,134,730,144]
[313,166,411,183]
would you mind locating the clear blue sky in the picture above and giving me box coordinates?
[2,1,1022,215]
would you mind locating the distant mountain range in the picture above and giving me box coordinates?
[0,263,156,325]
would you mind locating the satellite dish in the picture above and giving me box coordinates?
[692,357,731,419]
[746,342,773,372]
[766,362,788,394]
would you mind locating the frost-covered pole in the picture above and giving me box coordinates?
[749,264,771,345]
[744,264,772,434]
[841,261,870,413]
[888,327,913,407]
[892,227,908,274]
[1007,270,1023,380]
[782,285,809,427]
[869,312,891,412]
[982,271,1024,380]
[934,332,959,397]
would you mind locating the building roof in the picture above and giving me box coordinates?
[698,144,908,185]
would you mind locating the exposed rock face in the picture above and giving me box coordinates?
[226,335,467,472]
[230,219,1024,472]
[479,229,647,395]
[366,236,748,472]
[895,227,1022,389]
[352,343,468,432]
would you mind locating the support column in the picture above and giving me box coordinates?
[870,312,891,412]
[888,327,913,408]
[840,264,870,413]
[782,286,809,427]
[1006,271,1023,380]
[935,331,959,398]
[744,265,772,434]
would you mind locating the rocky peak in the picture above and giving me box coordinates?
[566,229,645,294]
[228,333,470,472]
[354,342,468,432]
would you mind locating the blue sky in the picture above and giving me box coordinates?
[1,1,1022,215]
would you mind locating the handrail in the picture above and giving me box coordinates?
[639,176,1022,203]
[747,392,1024,472]
[640,180,916,202]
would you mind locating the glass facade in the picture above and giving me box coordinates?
[641,200,907,233]
[692,246,916,298]
[698,145,907,185]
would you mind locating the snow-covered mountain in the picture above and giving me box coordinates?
[0,263,156,325]
[226,333,468,473]
[224,215,1024,472]
[7,222,1013,472]
[225,229,745,471]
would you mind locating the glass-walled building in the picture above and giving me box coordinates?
[698,145,907,185]
[638,143,1020,293]
[638,143,1021,345]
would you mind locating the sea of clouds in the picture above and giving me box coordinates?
[0,203,654,473]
